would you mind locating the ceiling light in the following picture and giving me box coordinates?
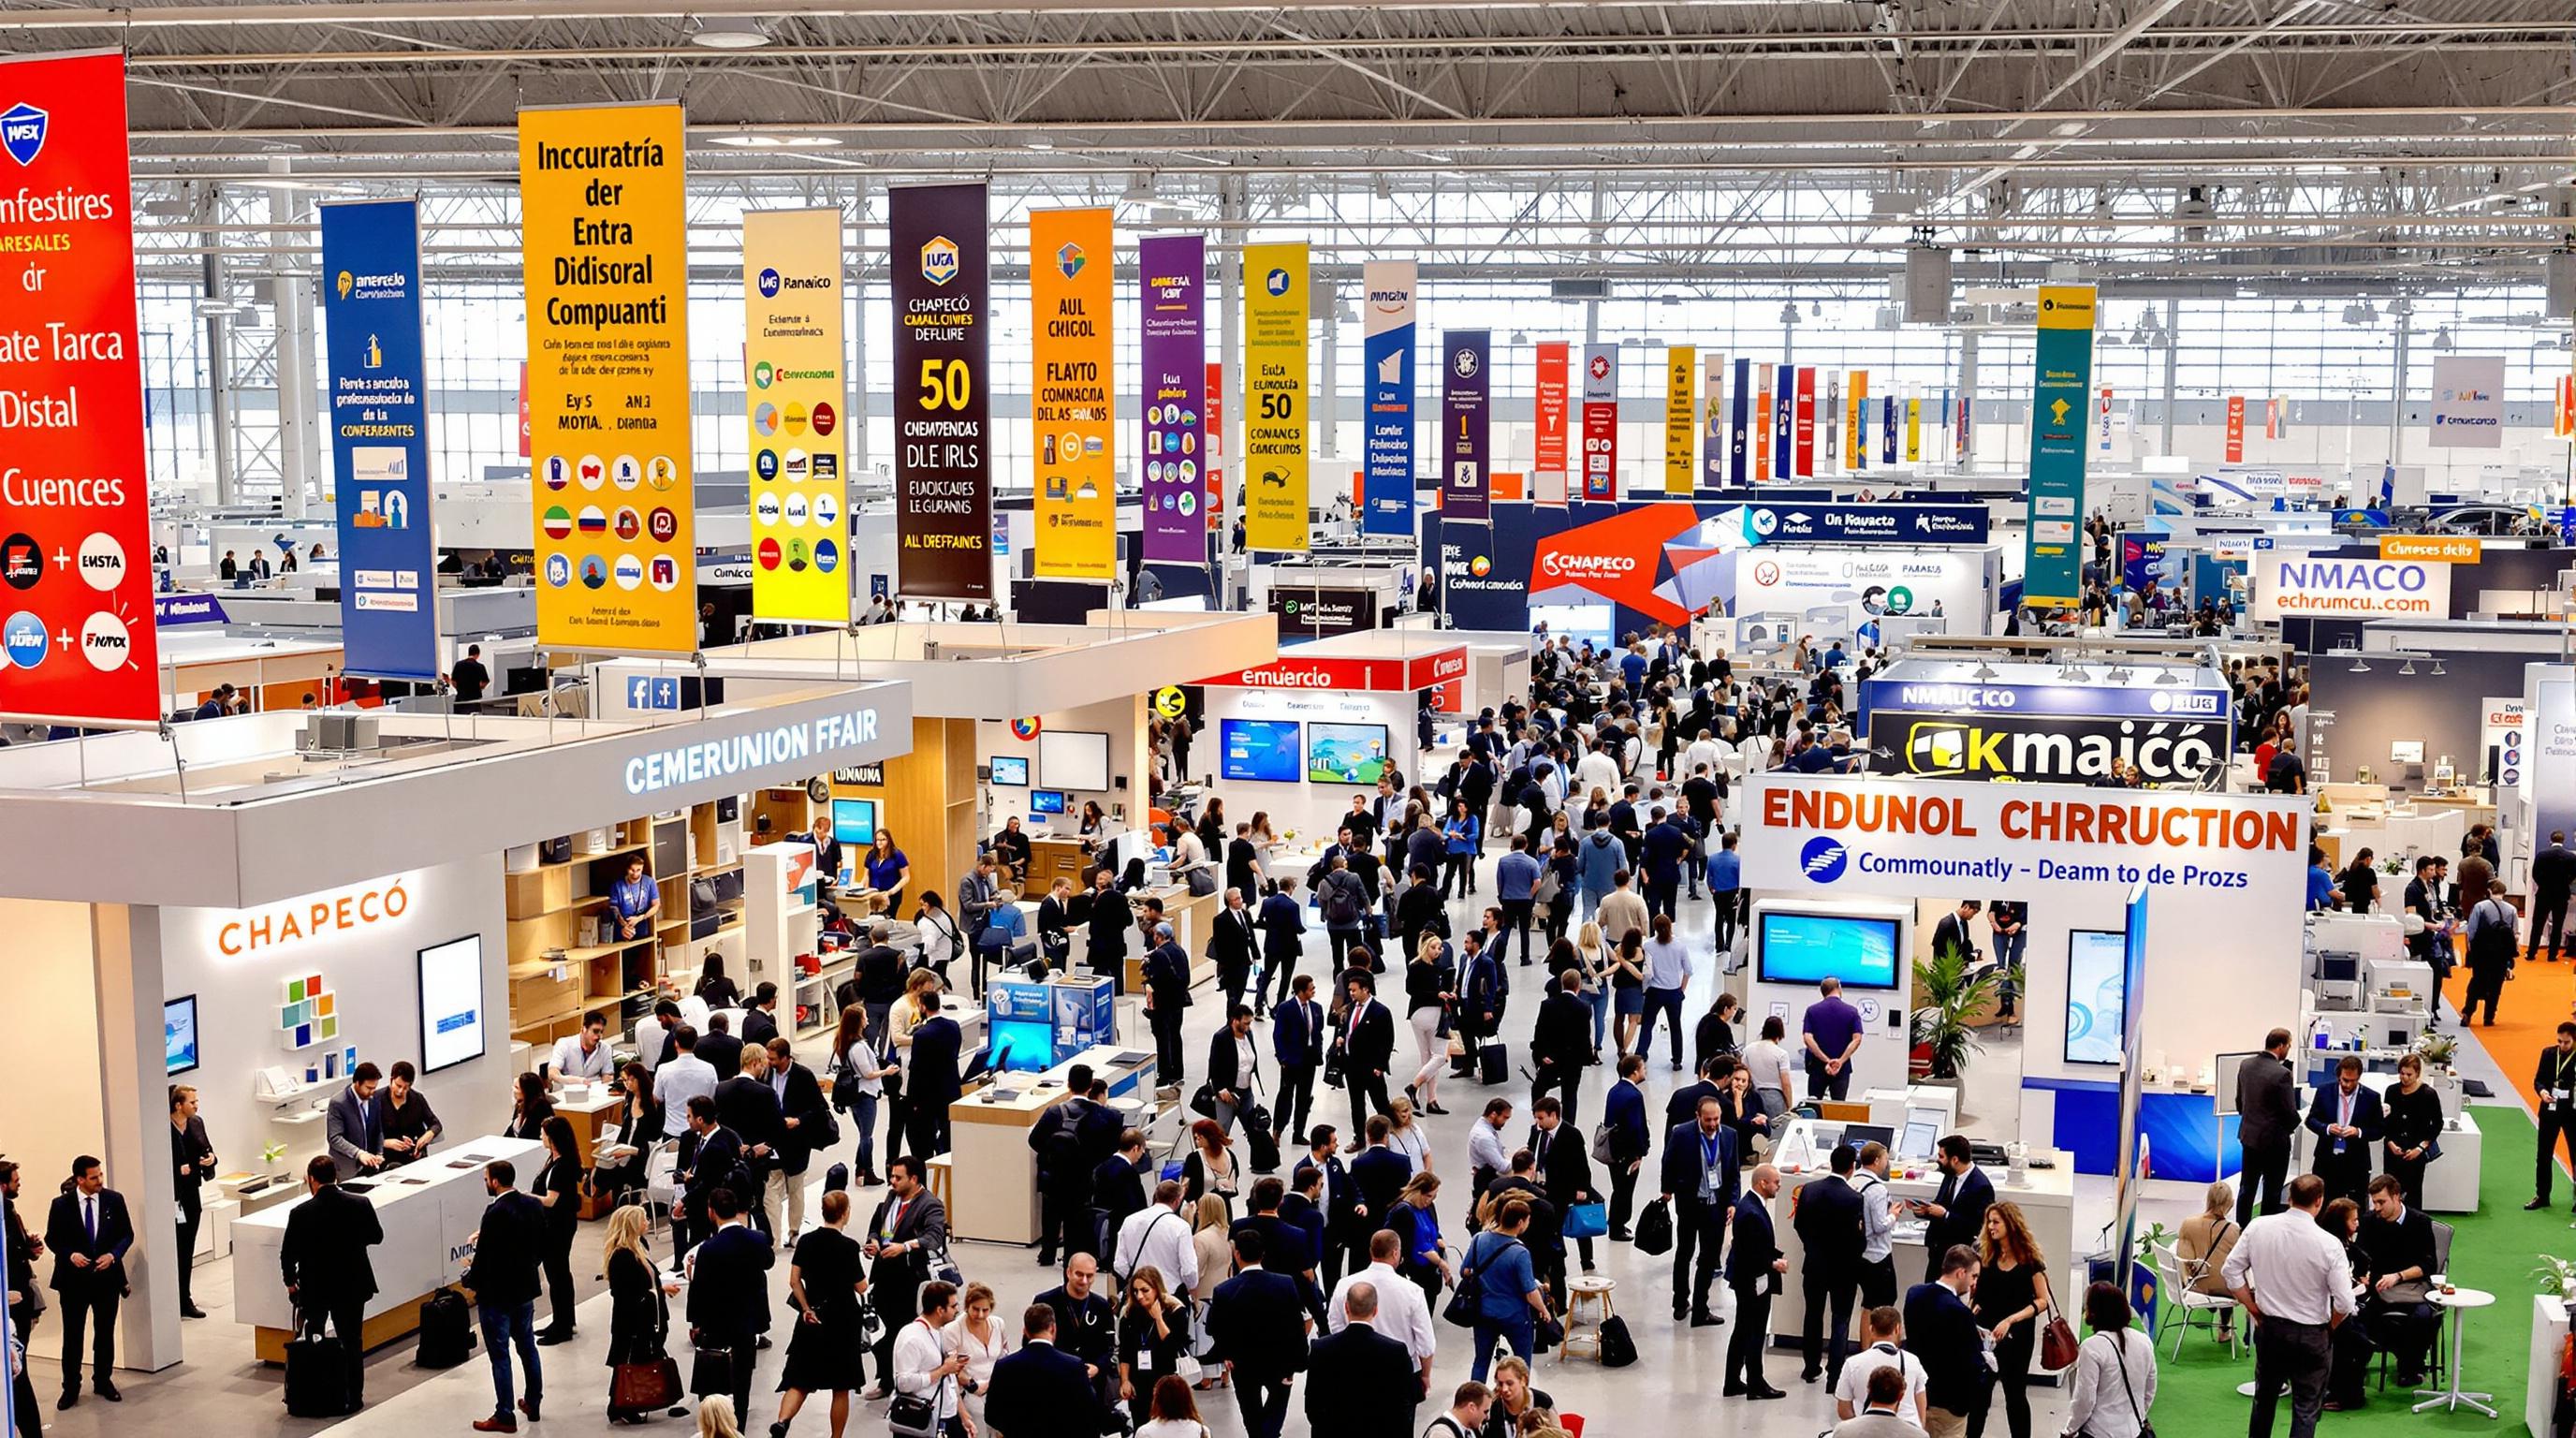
[1025,138,1055,151]
[2432,659,2446,676]
[2104,666,2133,684]
[2156,668,2186,684]
[1510,330,1528,345]
[1810,301,1823,317]
[2399,657,2418,675]
[2349,657,2370,672]
[708,133,839,150]
[689,15,772,49]
[1780,302,1799,325]
[1970,662,1999,682]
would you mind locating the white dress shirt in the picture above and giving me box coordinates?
[651,1053,717,1137]
[550,1034,617,1083]
[1325,1262,1437,1365]
[1833,1342,1926,1429]
[1467,1120,1512,1177]
[2062,1328,2159,1438]
[1113,1204,1200,1295]
[2220,1209,2360,1326]
[894,1316,960,1420]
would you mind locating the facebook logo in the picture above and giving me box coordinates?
[627,676,682,711]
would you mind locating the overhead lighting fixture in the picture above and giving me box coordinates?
[689,14,772,49]
[1510,330,1528,345]
[2156,667,2186,684]
[142,196,191,219]
[2432,659,2446,676]
[2399,657,2418,675]
[1779,302,1799,325]
[708,133,839,149]
[1809,300,1823,317]
[1969,662,2000,682]
[1025,138,1055,151]
[2104,666,2133,684]
[2349,657,2370,673]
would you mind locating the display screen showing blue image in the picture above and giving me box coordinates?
[1221,718,1303,783]
[2066,928,2130,1065]
[1030,789,1067,816]
[1754,911,1901,990]
[988,1018,1055,1072]
[165,995,200,1076]
[1308,722,1391,785]
[832,798,878,845]
[990,756,1029,786]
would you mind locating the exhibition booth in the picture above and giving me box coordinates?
[1191,630,1470,839]
[1853,654,2236,786]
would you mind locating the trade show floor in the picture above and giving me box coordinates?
[2443,958,2575,1112]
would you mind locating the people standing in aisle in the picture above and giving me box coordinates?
[675,1094,747,1259]
[2062,1283,2156,1438]
[1852,1143,1900,1312]
[985,1300,1092,1436]
[770,1188,868,1437]
[1722,1163,1788,1399]
[1458,1200,1549,1383]
[43,1156,131,1410]
[1914,1135,1994,1283]
[2235,1030,2299,1223]
[1036,1251,1120,1421]
[1658,1093,1735,1327]
[1529,970,1591,1127]
[1634,914,1690,1072]
[2223,1174,2353,1438]
[533,1116,585,1343]
[465,1161,549,1432]
[1795,1143,1866,1386]
[1693,991,1742,1079]
[1441,799,1480,899]
[1084,868,1134,996]
[1116,1265,1192,1431]
[1257,876,1307,1015]
[2305,1053,2382,1208]
[830,1007,891,1191]
[1030,1063,1115,1269]
[940,1284,1013,1435]
[1270,975,1325,1148]
[279,1155,381,1415]
[1528,1097,1594,1278]
[1494,835,1543,968]
[1204,1229,1312,1438]
[1142,920,1193,1087]
[2458,857,2515,1026]
[2534,1021,2576,1211]
[2533,830,2575,962]
[1338,972,1397,1141]
[1901,1244,1984,1438]
[1304,1282,1420,1438]
[1800,977,1866,1102]
[862,1156,946,1396]
[2377,1051,2442,1211]
[1209,888,1261,1016]
[1742,1014,1797,1122]
[603,1206,679,1427]
[1968,1201,2053,1438]
[326,1061,388,1180]
[1601,1055,1650,1240]
[889,1282,969,1438]
[1709,831,1745,951]
[905,991,964,1161]
[1325,1228,1438,1394]
[168,1084,215,1318]
[1456,930,1507,1085]
[3,1162,40,1429]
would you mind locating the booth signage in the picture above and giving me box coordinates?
[1756,367,1775,479]
[2427,354,2504,449]
[1138,234,1205,565]
[154,594,227,626]
[2022,284,2098,605]
[1856,678,2229,721]
[2534,678,2576,845]
[1864,712,2232,785]
[319,198,441,680]
[519,101,699,653]
[1359,259,1416,536]
[1579,344,1618,500]
[1881,391,1897,466]
[212,874,416,958]
[1199,647,1464,694]
[1533,341,1570,504]
[743,207,851,622]
[1242,242,1310,550]
[1793,367,1818,477]
[2483,697,2526,789]
[889,182,993,598]
[1442,330,1491,519]
[2378,535,2480,564]
[622,706,884,796]
[1727,357,1753,486]
[1845,371,1866,470]
[1737,503,1989,546]
[0,51,162,725]
[1661,346,1695,494]
[1029,207,1116,580]
[2253,552,2452,620]
[1268,584,1378,641]
[1701,352,1728,490]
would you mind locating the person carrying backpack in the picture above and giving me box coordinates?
[2460,858,2519,1027]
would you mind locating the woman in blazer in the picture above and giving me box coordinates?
[1178,1119,1240,1215]
[603,1206,677,1425]
[505,1070,556,1141]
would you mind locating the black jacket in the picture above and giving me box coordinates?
[1657,1122,1737,1211]
[2235,1050,2301,1150]
[681,1125,748,1215]
[1091,1153,1151,1227]
[986,1341,1095,1436]
[771,1062,829,1176]
[1338,997,1398,1075]
[1663,1078,1720,1132]
[1352,1146,1412,1227]
[1903,1281,1984,1416]
[1206,1268,1310,1379]
[684,1222,775,1336]
[1144,942,1193,1011]
[280,1183,383,1307]
[1531,1121,1594,1210]
[1304,1321,1420,1437]
[2536,844,2576,901]
[2538,1046,2576,1115]
[1086,888,1134,961]
[1924,1165,1996,1273]
[1725,1189,1778,1291]
[909,1017,965,1108]
[1793,1173,1866,1279]
[1272,996,1326,1068]
[44,1189,134,1293]
[740,1006,782,1049]
[463,1189,548,1307]
[713,1075,786,1168]
[1037,1283,1120,1369]
[1207,903,1261,979]
[1530,991,1591,1075]
[695,1031,746,1083]
[1258,891,1306,961]
[1208,1027,1262,1101]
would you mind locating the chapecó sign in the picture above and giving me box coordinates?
[1863,712,2232,785]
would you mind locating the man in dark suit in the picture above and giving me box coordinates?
[1723,1162,1788,1399]
[1208,1003,1263,1137]
[1304,1281,1420,1436]
[739,983,783,1048]
[863,1156,947,1386]
[1338,972,1398,1139]
[1794,1142,1866,1386]
[1272,974,1325,1147]
[905,990,964,1160]
[763,1036,827,1240]
[1902,1244,1986,1434]
[674,1094,745,1258]
[695,1012,746,1083]
[1657,1094,1736,1327]
[1083,868,1133,995]
[1036,876,1077,973]
[1209,887,1263,1014]
[985,1303,1097,1435]
[1259,876,1309,1013]
[2357,1174,2440,1387]
[1142,920,1193,1085]
[713,1047,786,1235]
[1663,1056,1723,1132]
[1913,1135,1995,1283]
[2534,1023,2576,1211]
[1295,1129,1366,1287]
[2305,1052,2384,1208]
[1928,899,1982,964]
[684,1187,774,1427]
[1031,1064,1109,1267]
[324,1063,386,1181]
[1529,1096,1595,1284]
[2236,1027,2302,1223]
[1529,970,1592,1126]
[1090,1128,1153,1249]
[280,1155,383,1413]
[44,1156,133,1408]
[1230,1177,1322,1313]
[464,1161,548,1432]
[1207,1229,1312,1438]
[1351,1116,1412,1234]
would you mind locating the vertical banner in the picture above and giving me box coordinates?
[1579,344,1618,499]
[2097,386,2113,453]
[1728,358,1753,486]
[1139,235,1206,565]
[2554,374,2573,439]
[520,101,698,653]
[1661,346,1696,494]
[1845,370,1867,471]
[888,182,993,598]
[319,198,440,680]
[1701,352,1728,490]
[1533,341,1570,503]
[1956,391,1972,462]
[2266,395,2287,440]
[1029,207,1115,580]
[1793,368,1818,477]
[743,208,851,624]
[1359,260,1416,536]
[1754,366,1774,480]
[1824,373,1839,466]
[2022,284,2098,604]
[2427,354,2505,449]
[1242,242,1310,550]
[1442,330,1492,519]
[516,362,532,458]
[1770,364,1793,480]
[2223,394,2247,463]
[1881,393,1898,465]
[0,51,160,724]
[1205,360,1224,519]
[1905,396,1923,463]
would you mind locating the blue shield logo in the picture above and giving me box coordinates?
[1798,836,1849,884]
[757,267,782,298]
[1266,268,1291,298]
[0,104,46,167]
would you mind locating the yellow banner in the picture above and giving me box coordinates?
[743,208,849,624]
[520,103,696,653]
[2379,535,2481,564]
[1847,371,1867,470]
[1662,346,1695,494]
[1242,242,1310,550]
[1905,396,1922,462]
[1030,208,1117,580]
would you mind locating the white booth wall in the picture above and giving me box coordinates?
[1731,544,2001,642]
[0,898,115,1200]
[1195,682,1424,841]
[976,695,1152,834]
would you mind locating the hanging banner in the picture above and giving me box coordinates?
[1754,366,1774,480]
[1027,207,1115,580]
[1824,373,1839,466]
[886,182,993,598]
[516,362,532,458]
[1846,371,1867,471]
[1443,330,1492,519]
[1139,234,1206,565]
[1770,364,1793,481]
[1906,397,1923,463]
[319,198,440,680]
[1205,360,1224,519]
[742,208,851,624]
[2224,394,2247,463]
[1579,343,1618,500]
[1881,394,1898,465]
[1660,346,1695,495]
[1956,391,1972,462]
[1701,352,1728,491]
[2022,285,2098,605]
[1358,259,1416,536]
[2428,354,2505,449]
[520,101,698,653]
[1728,358,1753,486]
[1242,242,1310,550]
[1533,341,1570,503]
[2098,387,2114,453]
[2556,374,2574,439]
[0,51,160,725]
[2266,396,2286,440]
[1793,368,1818,477]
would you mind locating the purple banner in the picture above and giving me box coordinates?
[1139,234,1207,565]
[1442,330,1492,521]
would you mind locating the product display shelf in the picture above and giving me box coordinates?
[506,805,750,1051]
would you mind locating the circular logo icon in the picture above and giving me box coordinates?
[755,492,782,525]
[648,554,679,593]
[577,453,606,491]
[1153,686,1187,720]
[613,554,645,591]
[1178,492,1197,517]
[2,533,40,591]
[784,403,809,437]
[752,360,775,390]
[814,494,842,530]
[649,506,679,543]
[611,455,641,492]
[1452,347,1479,378]
[812,402,837,437]
[542,506,574,540]
[785,538,810,573]
[2148,690,2173,713]
[1266,268,1291,297]
[2504,767,2522,785]
[578,555,608,590]
[1470,555,1492,578]
[783,448,809,478]
[577,505,607,537]
[1886,585,1915,615]
[1010,716,1042,741]
[542,455,571,492]
[814,538,841,573]
[1750,507,1778,536]
[647,456,679,491]
[1179,460,1197,482]
[757,537,783,571]
[1147,405,1164,425]
[79,610,130,671]
[2,610,46,669]
[2507,730,2524,748]
[783,492,810,528]
[755,449,780,481]
[1753,560,1782,587]
[613,507,643,542]
[1180,433,1196,455]
[74,534,124,593]
[1798,835,1850,883]
[754,403,781,437]
[544,553,571,588]
[757,267,783,299]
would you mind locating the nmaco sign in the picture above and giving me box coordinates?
[2253,552,2452,621]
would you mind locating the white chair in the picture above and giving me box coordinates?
[2155,1239,2242,1359]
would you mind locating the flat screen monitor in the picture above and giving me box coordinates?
[2390,740,2425,765]
[417,934,488,1075]
[831,798,878,845]
[1220,718,1302,783]
[1754,911,1901,990]
[987,1019,1054,1073]
[989,756,1029,786]
[1842,1123,1894,1152]
[1898,1113,1941,1161]
[1308,722,1392,785]
[2065,928,2130,1066]
[1039,729,1111,792]
[164,994,200,1076]
[1031,789,1068,816]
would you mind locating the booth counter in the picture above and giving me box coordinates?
[1192,635,1468,839]
[944,1044,1159,1244]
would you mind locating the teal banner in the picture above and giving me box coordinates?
[2021,285,2098,605]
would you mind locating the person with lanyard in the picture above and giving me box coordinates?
[168,1085,216,1319]
[2530,1020,2576,1211]
[609,857,661,942]
[550,1009,617,1089]
[1657,1093,1737,1328]
[892,1280,971,1438]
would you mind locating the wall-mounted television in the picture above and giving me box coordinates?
[832,798,879,845]
[417,934,488,1075]
[1308,722,1392,785]
[2065,928,2130,1066]
[1754,911,1902,991]
[1030,789,1068,816]
[1221,718,1303,783]
[165,995,200,1077]
[1040,729,1111,792]
[989,756,1029,786]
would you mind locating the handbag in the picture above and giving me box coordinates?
[887,1391,939,1438]
[687,1343,735,1398]
[1534,1313,1566,1350]
[1632,1196,1676,1256]
[611,1352,683,1411]
[2039,1304,2081,1372]
[1562,1201,1609,1240]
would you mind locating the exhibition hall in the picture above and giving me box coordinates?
[5,8,2576,1438]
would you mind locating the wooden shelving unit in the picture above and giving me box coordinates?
[505,801,748,1052]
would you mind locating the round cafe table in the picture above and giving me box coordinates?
[2412,1285,2496,1416]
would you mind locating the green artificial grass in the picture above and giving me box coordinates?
[2145,1104,2563,1436]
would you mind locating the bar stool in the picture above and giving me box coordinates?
[1560,1274,1617,1359]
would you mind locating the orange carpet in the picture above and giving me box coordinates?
[2441,951,2574,1112]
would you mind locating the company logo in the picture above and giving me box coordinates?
[1749,507,1778,536]
[755,449,779,481]
[544,553,571,588]
[79,611,129,670]
[76,533,124,592]
[755,492,782,525]
[1057,242,1086,279]
[0,534,37,590]
[921,236,959,286]
[1538,551,1639,580]
[812,401,837,436]
[756,536,783,570]
[541,506,573,540]
[1875,713,2228,785]
[1,609,44,669]
[578,454,605,490]
[783,492,810,527]
[752,360,774,389]
[814,538,840,573]
[0,103,48,167]
[647,456,678,490]
[579,555,608,590]
[1588,353,1611,381]
[334,270,354,301]
[650,554,679,592]
[1452,347,1480,379]
[544,455,570,490]
[1266,268,1292,298]
[1469,555,1492,578]
[1010,716,1043,741]
[577,506,607,536]
[649,506,679,543]
[1752,559,1782,587]
[612,554,645,591]
[2145,690,2224,716]
[612,506,642,541]
[1798,836,1850,883]
[757,267,783,298]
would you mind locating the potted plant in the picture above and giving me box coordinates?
[2129,1221,2174,1332]
[2535,1255,2576,1300]
[2414,1031,2458,1073]
[1910,944,1999,1087]
[259,1140,287,1182]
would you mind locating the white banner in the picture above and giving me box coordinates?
[2427,354,2505,449]
[2251,552,2452,621]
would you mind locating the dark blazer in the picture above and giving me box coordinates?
[1258,891,1306,962]
[1208,902,1261,980]
[1530,991,1591,1074]
[1724,1189,1778,1291]
[1338,998,1398,1075]
[1091,1153,1151,1227]
[1144,942,1193,1011]
[985,1341,1096,1437]
[681,1124,747,1216]
[1208,1027,1262,1099]
[909,1016,965,1108]
[2536,1047,2576,1115]
[1352,1146,1412,1227]
[695,1031,746,1083]
[1086,888,1134,961]
[739,1005,781,1049]
[1902,1281,1984,1416]
[1272,995,1325,1068]
[280,1183,383,1307]
[713,1074,786,1168]
[864,1191,947,1319]
[1229,1212,1317,1277]
[1603,1079,1651,1165]
[1036,1284,1119,1370]
[463,1189,548,1308]
[1037,895,1075,957]
[1206,1268,1310,1380]
[1657,1122,1736,1210]
[1663,1078,1720,1132]
[684,1222,775,1336]
[2236,1050,2301,1150]
[1793,1173,1866,1279]
[1295,1153,1365,1237]
[1304,1321,1419,1436]
[772,1062,828,1176]
[606,1246,670,1366]
[1531,1121,1594,1210]
[43,1189,134,1294]
[1924,1165,1996,1274]
[2305,1082,2386,1159]
[325,1083,383,1181]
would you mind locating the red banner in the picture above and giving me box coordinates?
[1793,368,1817,477]
[1205,360,1224,522]
[0,51,161,725]
[1197,646,1465,694]
[2556,375,2574,438]
[2224,395,2247,462]
[1533,342,1569,488]
[2265,396,2284,440]
[1754,374,1773,478]
[516,360,532,458]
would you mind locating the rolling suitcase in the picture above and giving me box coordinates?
[284,1318,349,1416]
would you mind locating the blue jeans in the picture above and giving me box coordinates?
[1473,1313,1536,1382]
[478,1300,541,1418]
[1582,987,1609,1050]
[849,1092,880,1179]
[1637,987,1686,1066]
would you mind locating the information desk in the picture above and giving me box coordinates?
[946,1044,1158,1245]
[1763,1120,2078,1379]
[233,1134,545,1363]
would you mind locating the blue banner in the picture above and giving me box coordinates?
[319,199,440,681]
[1737,502,1990,546]
[1359,260,1416,536]
[1881,394,1898,464]
[1728,358,1752,486]
[1441,330,1491,520]
[1854,677,2232,731]
[153,594,228,627]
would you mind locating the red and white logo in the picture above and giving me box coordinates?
[1588,354,1611,380]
